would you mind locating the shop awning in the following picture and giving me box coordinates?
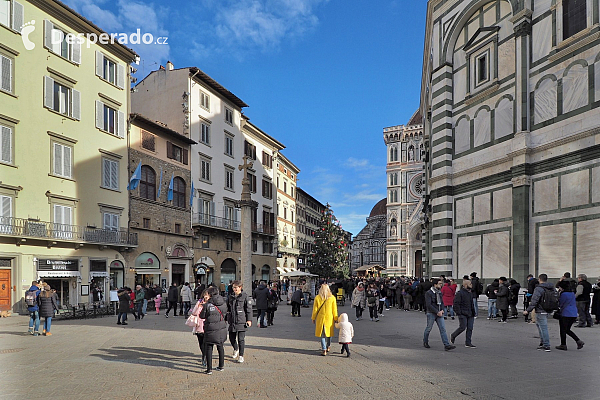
[38,271,81,278]
[135,269,161,275]
[276,267,286,274]
[90,271,109,277]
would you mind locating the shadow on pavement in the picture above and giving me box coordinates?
[0,330,33,336]
[244,344,321,356]
[91,346,203,373]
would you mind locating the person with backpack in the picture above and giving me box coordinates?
[26,281,41,336]
[266,283,279,326]
[555,280,584,351]
[508,279,521,318]
[525,274,539,323]
[523,274,556,351]
[366,283,380,322]
[470,272,482,318]
[199,286,228,374]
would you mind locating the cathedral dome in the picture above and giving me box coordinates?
[369,198,387,217]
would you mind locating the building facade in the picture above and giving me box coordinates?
[275,153,300,274]
[295,187,326,271]
[421,0,600,283]
[0,0,137,312]
[350,199,387,274]
[122,114,196,289]
[384,111,426,277]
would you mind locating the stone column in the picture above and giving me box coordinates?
[238,156,257,293]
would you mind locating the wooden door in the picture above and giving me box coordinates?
[0,269,11,311]
[414,250,423,279]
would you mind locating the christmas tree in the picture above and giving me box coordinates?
[308,203,349,278]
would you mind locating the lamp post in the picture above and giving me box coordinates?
[238,156,257,293]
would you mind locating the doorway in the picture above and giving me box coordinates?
[0,267,11,311]
[43,279,71,307]
[171,264,185,286]
[415,250,423,279]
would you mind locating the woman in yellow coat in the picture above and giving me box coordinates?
[312,284,338,355]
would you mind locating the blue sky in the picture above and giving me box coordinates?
[64,0,428,235]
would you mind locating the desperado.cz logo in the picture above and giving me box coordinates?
[19,20,167,51]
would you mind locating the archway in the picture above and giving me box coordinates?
[220,258,237,285]
[261,265,270,282]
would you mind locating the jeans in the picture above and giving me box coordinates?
[183,301,191,317]
[451,315,474,345]
[303,292,310,306]
[423,312,450,346]
[487,299,497,318]
[117,312,128,323]
[229,331,246,356]
[355,305,363,319]
[509,303,518,316]
[43,316,52,333]
[473,298,478,317]
[257,309,266,327]
[536,312,550,347]
[28,311,40,332]
[320,327,331,351]
[444,305,455,317]
[135,302,143,317]
[205,343,224,371]
[576,300,593,327]
[142,299,148,315]
[559,316,580,345]
[369,305,378,319]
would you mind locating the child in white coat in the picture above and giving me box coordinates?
[335,312,354,357]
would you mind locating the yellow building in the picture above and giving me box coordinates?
[275,153,300,275]
[0,0,137,312]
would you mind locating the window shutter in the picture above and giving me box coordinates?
[44,76,54,109]
[1,125,11,163]
[117,64,125,89]
[167,141,173,159]
[270,213,275,228]
[0,195,11,218]
[95,101,104,129]
[53,143,62,176]
[117,110,125,138]
[11,1,23,31]
[71,88,81,120]
[182,148,188,165]
[112,214,119,230]
[206,161,210,180]
[110,160,118,189]
[210,201,215,216]
[95,51,103,77]
[44,19,53,49]
[63,206,71,226]
[1,55,10,92]
[234,208,238,222]
[63,145,72,178]
[72,39,81,64]
[103,212,111,229]
[102,159,110,187]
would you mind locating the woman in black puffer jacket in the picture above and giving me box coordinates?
[199,286,228,374]
[228,281,252,364]
[38,284,59,336]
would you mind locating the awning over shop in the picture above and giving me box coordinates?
[135,269,161,275]
[276,267,286,274]
[90,271,109,277]
[38,271,81,278]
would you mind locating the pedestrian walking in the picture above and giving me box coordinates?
[335,313,354,357]
[312,284,338,356]
[199,286,227,374]
[38,284,59,336]
[450,279,476,348]
[227,281,252,364]
[177,283,184,317]
[253,280,270,328]
[134,285,145,320]
[266,283,279,326]
[142,284,153,315]
[402,284,413,311]
[181,282,193,318]
[508,279,521,318]
[523,274,555,351]
[496,277,509,323]
[165,282,179,317]
[351,282,366,321]
[470,272,482,318]
[291,287,303,317]
[423,278,455,351]
[441,280,455,320]
[366,283,380,322]
[525,274,539,323]
[555,280,584,350]
[592,277,600,325]
[574,274,593,328]
[154,292,162,315]
[25,281,41,336]
[189,291,207,366]
[485,280,499,319]
[117,287,130,325]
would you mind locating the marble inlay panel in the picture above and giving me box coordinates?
[561,169,589,208]
[456,197,472,226]
[532,16,552,62]
[473,193,491,223]
[563,64,589,113]
[454,68,467,104]
[534,177,558,213]
[497,40,515,81]
[483,6,496,26]
[534,76,557,124]
[455,118,470,154]
[474,109,491,148]
[533,0,552,19]
[539,223,573,278]
[458,235,481,278]
[494,98,513,139]
[576,219,600,272]
[454,48,466,69]
[483,231,510,279]
[595,63,600,102]
[493,188,512,220]
[592,167,600,203]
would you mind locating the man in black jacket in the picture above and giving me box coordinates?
[423,278,455,351]
[524,274,539,323]
[165,282,179,317]
[253,280,270,328]
[451,279,476,348]
[575,274,593,327]
[470,272,481,318]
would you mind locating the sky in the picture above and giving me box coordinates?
[63,0,429,235]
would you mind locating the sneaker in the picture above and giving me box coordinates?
[33,332,39,336]
[165,314,169,318]
[205,370,212,375]
[576,340,585,349]
[232,350,239,359]
[237,356,244,363]
[423,342,430,349]
[451,317,455,320]
[42,329,46,334]
[537,345,544,350]
[356,318,359,321]
[385,308,390,311]
[555,345,568,351]
[28,330,33,335]
[375,318,380,322]
[543,346,551,352]
[487,317,491,320]
[45,332,52,336]
[215,367,224,372]
[117,322,122,325]
[122,322,128,325]
[450,336,455,344]
[444,345,456,351]
[465,343,476,348]
[370,318,373,321]
[379,314,384,317]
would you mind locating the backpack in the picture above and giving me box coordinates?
[477,281,484,295]
[25,290,37,307]
[539,287,559,312]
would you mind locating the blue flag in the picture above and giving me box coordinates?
[127,161,142,190]
[156,168,163,199]
[167,173,174,201]
[189,181,194,206]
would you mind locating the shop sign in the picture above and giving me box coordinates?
[38,259,79,271]
[110,260,124,269]
[135,252,160,269]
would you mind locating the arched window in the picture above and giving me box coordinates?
[393,147,398,161]
[389,147,394,162]
[173,177,186,208]
[394,173,398,185]
[389,174,394,186]
[390,218,397,236]
[140,165,156,200]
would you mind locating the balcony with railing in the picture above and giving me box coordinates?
[251,222,276,236]
[0,217,138,247]
[193,213,241,232]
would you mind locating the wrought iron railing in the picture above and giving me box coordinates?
[252,222,276,235]
[193,213,241,231]
[0,216,138,246]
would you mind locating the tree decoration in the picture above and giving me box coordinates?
[308,203,349,278]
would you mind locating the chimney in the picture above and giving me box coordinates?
[166,61,174,71]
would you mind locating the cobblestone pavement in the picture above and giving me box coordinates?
[1,302,598,400]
